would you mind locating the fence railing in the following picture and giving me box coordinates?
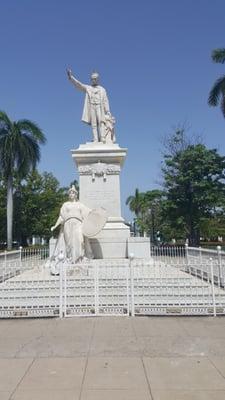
[0,247,49,283]
[0,249,22,282]
[185,246,225,286]
[21,246,49,261]
[61,260,130,317]
[151,244,186,267]
[0,249,59,318]
[0,249,21,264]
[151,244,225,285]
[0,245,225,317]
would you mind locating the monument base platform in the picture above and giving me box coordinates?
[90,217,130,258]
[50,234,151,260]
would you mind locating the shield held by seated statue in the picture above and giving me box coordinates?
[82,207,108,238]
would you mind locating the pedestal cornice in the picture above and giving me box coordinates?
[71,142,128,167]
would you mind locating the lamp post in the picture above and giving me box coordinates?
[132,218,137,237]
[148,208,156,244]
[188,181,198,246]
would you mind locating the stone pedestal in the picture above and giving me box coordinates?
[71,142,130,258]
[127,237,151,258]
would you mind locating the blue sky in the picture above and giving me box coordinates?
[1,0,225,221]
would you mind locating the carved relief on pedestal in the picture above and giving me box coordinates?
[78,161,120,181]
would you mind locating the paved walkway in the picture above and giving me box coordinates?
[1,316,225,399]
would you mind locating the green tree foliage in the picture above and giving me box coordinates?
[163,144,225,245]
[208,48,225,118]
[126,127,225,245]
[126,188,146,235]
[138,190,165,240]
[0,111,46,249]
[0,178,6,244]
[126,188,165,239]
[200,215,225,241]
[126,188,145,218]
[13,170,67,246]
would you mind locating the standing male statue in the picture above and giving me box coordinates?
[67,69,115,143]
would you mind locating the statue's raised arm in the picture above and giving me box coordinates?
[67,68,116,143]
[67,69,86,92]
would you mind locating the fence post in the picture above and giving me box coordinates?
[4,250,7,280]
[217,245,222,287]
[210,257,216,317]
[63,262,67,317]
[19,246,23,269]
[129,253,135,317]
[185,243,189,273]
[126,261,130,316]
[58,252,65,318]
[198,246,203,279]
[59,263,63,319]
[199,246,202,266]
[94,263,99,315]
[4,250,7,267]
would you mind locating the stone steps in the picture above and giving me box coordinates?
[0,260,225,317]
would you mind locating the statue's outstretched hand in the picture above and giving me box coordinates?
[67,68,72,80]
[50,226,55,232]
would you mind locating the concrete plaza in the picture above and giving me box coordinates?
[1,316,225,399]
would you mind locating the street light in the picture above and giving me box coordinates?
[148,208,156,244]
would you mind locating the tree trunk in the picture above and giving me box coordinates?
[7,176,13,250]
[21,234,28,247]
[188,223,200,247]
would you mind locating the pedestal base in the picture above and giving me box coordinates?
[71,141,130,258]
[127,237,151,258]
[50,234,151,260]
[90,217,130,258]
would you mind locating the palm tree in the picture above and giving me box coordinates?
[208,48,225,118]
[126,188,144,218]
[0,111,46,249]
[126,188,147,235]
[143,190,165,241]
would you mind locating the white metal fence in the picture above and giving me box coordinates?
[61,260,130,317]
[0,247,57,318]
[185,246,225,287]
[130,257,225,316]
[0,245,225,318]
[0,247,49,282]
[151,244,225,286]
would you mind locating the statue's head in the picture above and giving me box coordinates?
[68,185,78,200]
[91,71,99,86]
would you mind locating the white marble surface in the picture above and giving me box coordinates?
[50,187,93,268]
[127,237,151,259]
[67,70,114,143]
[72,142,130,258]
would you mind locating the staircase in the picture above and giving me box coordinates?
[0,259,225,318]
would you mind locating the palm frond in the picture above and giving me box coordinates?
[15,133,40,177]
[0,136,13,178]
[221,93,225,118]
[212,48,225,64]
[0,128,9,139]
[125,195,133,205]
[208,75,225,106]
[0,111,12,131]
[16,120,46,144]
